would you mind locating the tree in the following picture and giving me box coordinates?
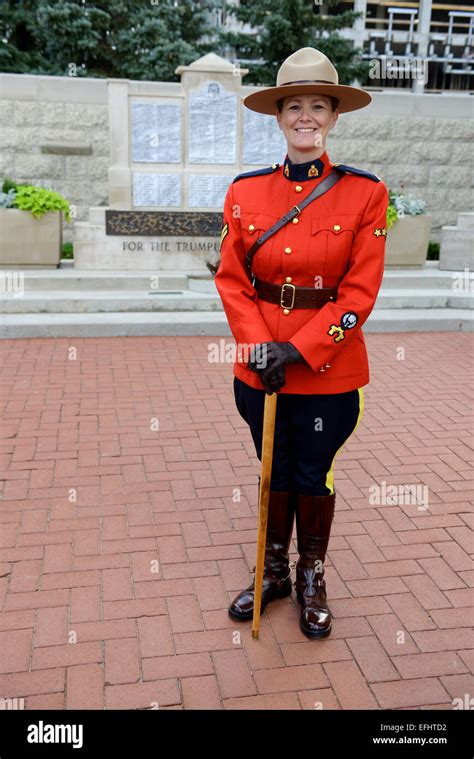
[218,0,368,86]
[0,0,222,79]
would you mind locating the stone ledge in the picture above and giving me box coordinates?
[41,142,92,155]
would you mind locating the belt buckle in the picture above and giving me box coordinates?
[280,283,296,310]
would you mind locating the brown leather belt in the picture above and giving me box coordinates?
[254,277,338,310]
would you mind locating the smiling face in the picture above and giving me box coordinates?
[276,94,339,162]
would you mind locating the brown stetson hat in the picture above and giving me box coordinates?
[242,47,371,115]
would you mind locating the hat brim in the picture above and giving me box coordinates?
[242,83,372,115]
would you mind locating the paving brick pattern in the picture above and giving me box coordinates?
[0,334,472,710]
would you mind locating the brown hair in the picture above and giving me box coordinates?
[276,95,339,113]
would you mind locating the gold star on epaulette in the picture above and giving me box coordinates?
[381,227,387,236]
[308,164,319,177]
[373,227,382,237]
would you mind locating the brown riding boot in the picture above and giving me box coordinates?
[294,492,336,638]
[228,486,296,621]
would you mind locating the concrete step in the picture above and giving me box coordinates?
[2,271,471,294]
[458,212,474,229]
[0,289,223,313]
[0,270,192,291]
[381,267,473,290]
[2,261,472,292]
[0,309,472,338]
[0,288,472,313]
[376,289,473,309]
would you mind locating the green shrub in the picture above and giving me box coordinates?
[2,178,18,194]
[386,205,398,230]
[427,241,440,261]
[2,178,30,193]
[13,185,71,222]
[62,242,74,259]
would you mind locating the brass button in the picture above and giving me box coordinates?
[333,224,341,231]
[271,163,277,169]
[285,277,292,283]
[283,308,290,315]
[295,185,303,192]
[292,217,299,224]
[284,247,292,254]
[248,224,255,232]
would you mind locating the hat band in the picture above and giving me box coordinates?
[280,79,335,86]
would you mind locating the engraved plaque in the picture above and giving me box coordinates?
[188,175,233,208]
[188,81,237,164]
[131,101,181,163]
[132,173,181,207]
[243,108,286,165]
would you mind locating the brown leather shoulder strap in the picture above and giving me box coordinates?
[244,167,344,278]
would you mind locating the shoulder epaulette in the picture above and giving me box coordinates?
[333,163,380,182]
[233,164,280,184]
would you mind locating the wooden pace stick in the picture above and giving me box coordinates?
[252,390,278,640]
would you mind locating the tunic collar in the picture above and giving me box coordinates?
[282,151,329,182]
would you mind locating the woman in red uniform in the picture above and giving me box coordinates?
[214,47,389,638]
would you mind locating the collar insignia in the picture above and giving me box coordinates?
[282,154,325,182]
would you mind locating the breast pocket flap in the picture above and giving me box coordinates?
[311,215,360,237]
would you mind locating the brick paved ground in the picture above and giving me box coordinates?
[0,333,472,710]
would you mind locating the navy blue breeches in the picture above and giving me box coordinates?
[234,376,364,496]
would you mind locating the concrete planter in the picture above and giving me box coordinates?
[0,208,62,268]
[385,215,432,268]
[439,212,474,271]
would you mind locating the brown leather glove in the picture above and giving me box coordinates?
[248,341,304,394]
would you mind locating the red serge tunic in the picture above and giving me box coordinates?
[214,150,389,395]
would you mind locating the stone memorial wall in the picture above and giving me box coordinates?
[0,54,472,271]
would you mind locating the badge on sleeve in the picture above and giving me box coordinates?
[373,227,387,237]
[219,222,229,252]
[328,311,358,343]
